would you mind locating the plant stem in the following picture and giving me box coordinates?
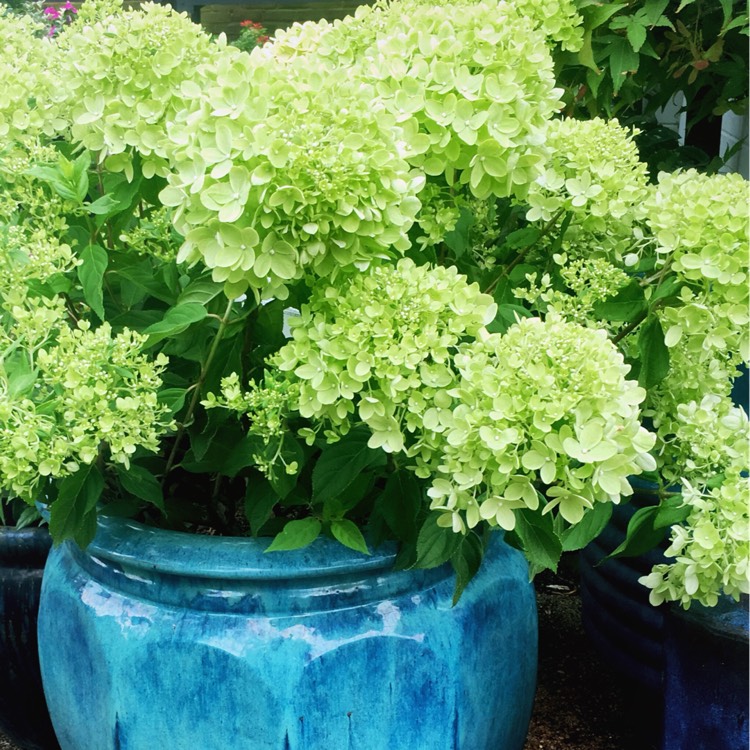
[162,297,235,483]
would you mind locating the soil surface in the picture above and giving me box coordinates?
[0,575,662,750]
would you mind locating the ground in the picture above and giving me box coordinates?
[0,573,663,750]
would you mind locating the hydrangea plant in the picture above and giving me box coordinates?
[0,0,746,605]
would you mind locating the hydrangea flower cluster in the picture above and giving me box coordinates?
[0,11,64,142]
[0,143,77,296]
[272,259,496,451]
[639,475,750,608]
[0,323,172,501]
[526,118,649,247]
[261,0,568,201]
[425,317,656,532]
[55,1,221,177]
[395,0,583,52]
[646,170,749,363]
[514,258,630,327]
[161,50,423,299]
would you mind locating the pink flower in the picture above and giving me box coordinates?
[43,6,60,18]
[47,24,57,35]
[62,1,77,12]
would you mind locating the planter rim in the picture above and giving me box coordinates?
[0,525,53,566]
[86,514,400,581]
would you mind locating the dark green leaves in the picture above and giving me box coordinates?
[331,519,369,555]
[142,302,208,347]
[311,427,385,504]
[606,504,671,560]
[265,517,321,552]
[511,508,562,576]
[451,532,485,605]
[26,151,91,204]
[593,281,647,322]
[49,463,104,547]
[638,315,670,388]
[413,513,462,569]
[77,245,108,321]
[561,502,613,552]
[115,463,164,512]
[374,471,422,542]
[443,207,474,258]
[244,476,279,536]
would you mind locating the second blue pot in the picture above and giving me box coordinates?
[38,517,537,750]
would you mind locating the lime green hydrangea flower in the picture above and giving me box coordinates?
[261,0,565,201]
[56,1,222,177]
[526,118,649,245]
[162,49,424,299]
[646,170,749,363]
[639,475,750,608]
[0,322,172,501]
[272,259,496,451]
[0,11,65,142]
[425,316,656,532]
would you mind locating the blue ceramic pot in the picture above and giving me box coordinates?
[38,517,537,750]
[0,526,59,750]
[662,595,749,750]
[579,488,667,693]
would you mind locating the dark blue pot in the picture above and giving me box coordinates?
[579,490,667,693]
[0,526,60,750]
[38,517,537,750]
[662,595,749,750]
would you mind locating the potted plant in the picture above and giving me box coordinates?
[0,0,746,748]
[0,498,59,750]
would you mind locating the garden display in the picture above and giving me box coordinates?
[0,0,746,747]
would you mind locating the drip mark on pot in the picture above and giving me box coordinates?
[114,713,122,750]
[283,730,290,750]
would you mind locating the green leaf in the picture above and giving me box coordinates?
[312,427,385,504]
[654,497,690,529]
[177,277,225,306]
[77,244,108,321]
[72,151,92,202]
[581,2,628,30]
[323,472,373,519]
[503,226,541,250]
[487,304,532,334]
[443,207,474,258]
[607,38,640,93]
[606,505,667,559]
[451,532,485,605]
[375,471,422,542]
[156,387,188,417]
[413,513,462,569]
[626,21,647,52]
[638,315,670,389]
[513,508,562,574]
[577,28,600,72]
[561,502,613,552]
[267,436,306,497]
[244,476,279,536]
[86,194,121,216]
[4,349,36,397]
[49,464,104,545]
[331,519,370,555]
[265,517,321,552]
[593,281,647,322]
[142,302,208,347]
[115,464,164,512]
[651,275,682,302]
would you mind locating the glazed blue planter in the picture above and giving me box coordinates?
[0,526,60,750]
[38,517,537,750]
[579,488,667,693]
[662,595,749,750]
